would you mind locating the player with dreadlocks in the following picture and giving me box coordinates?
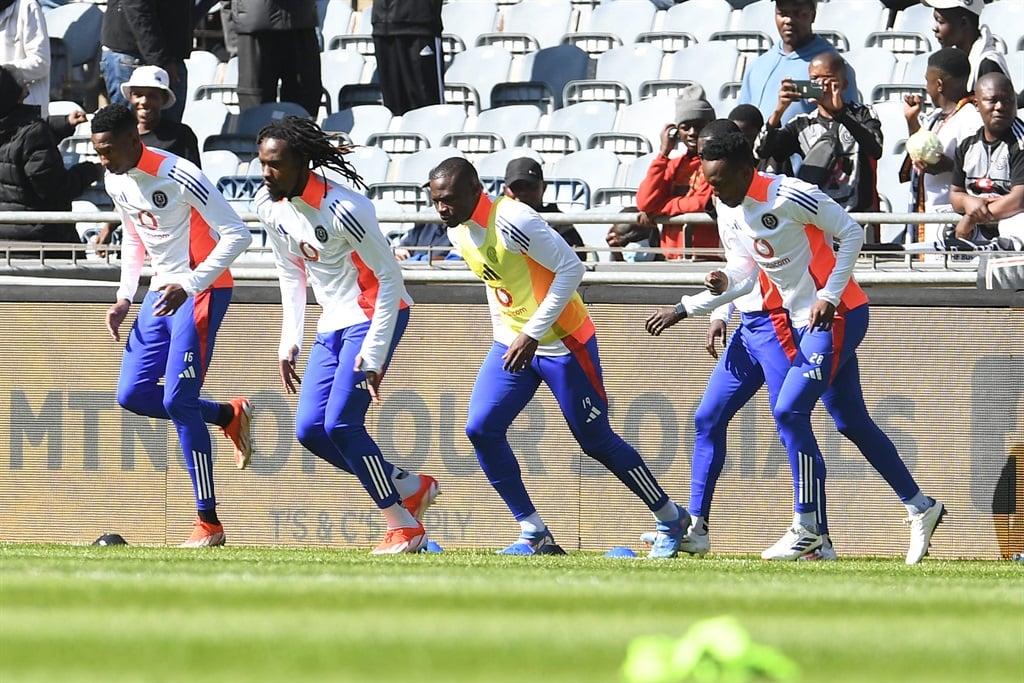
[253,116,439,554]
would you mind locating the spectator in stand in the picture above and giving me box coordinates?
[636,86,718,260]
[755,51,883,218]
[923,0,1009,89]
[605,207,663,262]
[371,0,444,116]
[0,66,101,258]
[901,47,981,243]
[0,0,48,114]
[93,65,202,253]
[232,0,321,117]
[394,222,455,262]
[739,0,858,127]
[949,72,1024,246]
[100,0,192,123]
[503,157,586,261]
[729,103,787,174]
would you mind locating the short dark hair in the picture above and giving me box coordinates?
[936,6,979,31]
[429,156,477,184]
[928,47,971,81]
[90,103,137,135]
[699,130,755,166]
[698,118,743,141]
[727,104,764,130]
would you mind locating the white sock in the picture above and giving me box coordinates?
[390,468,420,499]
[905,492,932,517]
[652,500,680,523]
[519,513,545,536]
[796,512,819,534]
[690,515,708,536]
[382,503,418,530]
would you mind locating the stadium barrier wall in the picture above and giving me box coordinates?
[1,294,1021,559]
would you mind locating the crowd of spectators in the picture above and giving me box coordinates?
[1,0,1022,260]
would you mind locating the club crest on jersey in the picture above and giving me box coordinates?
[754,238,774,257]
[314,225,329,242]
[495,287,513,307]
[486,246,498,262]
[761,213,779,229]
[152,191,167,208]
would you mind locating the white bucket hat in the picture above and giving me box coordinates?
[120,65,176,109]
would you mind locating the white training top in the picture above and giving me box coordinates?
[681,173,868,328]
[105,145,251,303]
[254,174,413,372]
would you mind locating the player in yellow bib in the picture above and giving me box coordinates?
[428,157,687,557]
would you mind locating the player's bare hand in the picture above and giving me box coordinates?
[705,319,727,359]
[153,283,187,316]
[809,299,836,331]
[645,306,685,336]
[279,345,301,394]
[106,299,131,341]
[502,333,538,373]
[355,355,383,403]
[704,270,728,295]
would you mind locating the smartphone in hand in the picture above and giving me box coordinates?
[792,80,825,99]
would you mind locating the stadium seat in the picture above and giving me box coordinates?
[616,98,678,153]
[489,81,557,113]
[814,0,886,51]
[232,102,311,138]
[1006,51,1024,93]
[634,31,698,55]
[320,50,367,113]
[322,0,354,48]
[514,131,582,167]
[44,2,103,106]
[542,177,592,211]
[184,51,220,105]
[562,79,632,108]
[981,1,1024,56]
[564,0,657,58]
[864,32,931,61]
[900,52,929,85]
[662,0,735,44]
[893,2,939,52]
[592,44,665,105]
[591,186,638,208]
[734,0,778,34]
[872,100,912,156]
[816,30,851,53]
[338,84,385,110]
[477,147,544,183]
[498,0,576,50]
[625,152,660,189]
[551,149,621,204]
[844,47,898,91]
[443,83,483,117]
[365,132,431,157]
[322,105,393,146]
[397,104,469,148]
[548,100,618,150]
[201,150,246,185]
[518,44,591,109]
[666,44,741,105]
[639,79,705,101]
[394,147,465,184]
[445,46,514,109]
[193,84,239,114]
[203,134,260,163]
[471,104,544,148]
[440,131,505,159]
[442,0,499,51]
[587,132,652,162]
[707,30,774,61]
[222,56,239,86]
[367,182,433,212]
[345,145,391,186]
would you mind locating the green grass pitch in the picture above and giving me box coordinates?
[1,544,1021,683]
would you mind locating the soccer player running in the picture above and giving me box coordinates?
[427,157,688,558]
[645,130,945,564]
[91,104,253,548]
[254,117,438,554]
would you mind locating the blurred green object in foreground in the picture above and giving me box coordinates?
[622,616,802,683]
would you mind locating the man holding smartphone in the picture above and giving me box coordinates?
[755,51,883,220]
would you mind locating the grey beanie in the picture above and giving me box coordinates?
[675,83,715,124]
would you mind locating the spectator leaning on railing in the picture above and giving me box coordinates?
[0,65,101,258]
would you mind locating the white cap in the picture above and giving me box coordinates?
[921,0,984,17]
[119,65,176,109]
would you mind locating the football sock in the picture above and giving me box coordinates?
[391,469,420,499]
[382,503,418,530]
[519,513,545,536]
[905,493,932,516]
[652,500,681,523]
[214,402,234,428]
[796,512,819,534]
[690,515,708,536]
[198,508,220,525]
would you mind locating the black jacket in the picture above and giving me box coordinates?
[371,0,443,37]
[101,0,194,64]
[0,104,102,253]
[232,0,318,34]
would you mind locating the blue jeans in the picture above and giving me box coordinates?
[100,49,187,122]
